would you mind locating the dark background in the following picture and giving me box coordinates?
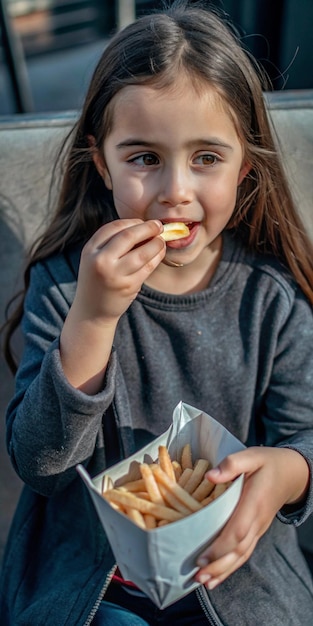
[0,0,313,116]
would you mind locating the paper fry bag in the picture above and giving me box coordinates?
[77,402,245,608]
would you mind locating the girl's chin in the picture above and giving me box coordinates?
[164,235,222,268]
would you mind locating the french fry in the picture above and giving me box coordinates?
[177,467,193,487]
[101,444,232,529]
[160,222,190,242]
[108,500,124,512]
[125,507,146,529]
[116,478,146,492]
[144,514,157,529]
[201,495,214,507]
[104,489,183,522]
[140,463,165,505]
[151,465,202,512]
[210,482,230,500]
[101,475,113,492]
[183,459,210,494]
[192,477,215,502]
[172,460,183,481]
[158,483,192,515]
[158,445,176,481]
[201,482,231,507]
[130,492,151,500]
[180,443,193,470]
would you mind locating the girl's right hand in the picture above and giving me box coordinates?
[75,218,165,324]
[60,219,165,393]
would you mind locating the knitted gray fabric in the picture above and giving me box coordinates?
[1,230,313,625]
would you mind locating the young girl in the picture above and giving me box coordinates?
[1,1,313,624]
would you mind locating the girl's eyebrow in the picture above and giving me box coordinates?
[116,138,234,150]
[116,139,154,149]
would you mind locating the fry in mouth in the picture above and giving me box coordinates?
[160,223,190,242]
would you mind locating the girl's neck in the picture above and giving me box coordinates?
[145,235,223,295]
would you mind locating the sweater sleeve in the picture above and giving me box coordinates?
[6,259,117,496]
[261,286,313,525]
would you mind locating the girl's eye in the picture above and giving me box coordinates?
[194,154,218,166]
[129,153,159,166]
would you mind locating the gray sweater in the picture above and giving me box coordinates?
[1,230,313,625]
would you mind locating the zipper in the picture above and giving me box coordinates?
[83,564,117,626]
[83,569,222,625]
[196,585,224,626]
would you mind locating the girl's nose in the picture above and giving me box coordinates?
[157,166,194,206]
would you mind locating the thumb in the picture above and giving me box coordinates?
[205,447,260,483]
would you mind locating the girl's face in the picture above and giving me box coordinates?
[95,76,249,275]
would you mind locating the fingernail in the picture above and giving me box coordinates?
[197,557,209,567]
[207,579,219,590]
[207,467,221,477]
[198,573,211,584]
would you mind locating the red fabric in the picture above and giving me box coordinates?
[112,567,138,588]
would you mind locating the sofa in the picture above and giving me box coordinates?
[0,90,313,569]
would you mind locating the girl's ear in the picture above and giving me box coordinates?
[88,135,112,190]
[237,161,251,186]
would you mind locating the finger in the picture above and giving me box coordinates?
[197,540,257,590]
[195,475,275,584]
[197,524,250,573]
[96,220,163,257]
[85,219,144,249]
[118,235,166,276]
[195,525,258,587]
[206,447,263,483]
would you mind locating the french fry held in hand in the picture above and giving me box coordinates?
[160,222,190,241]
[102,444,232,530]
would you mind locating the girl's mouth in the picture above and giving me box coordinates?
[163,221,200,248]
[160,222,190,242]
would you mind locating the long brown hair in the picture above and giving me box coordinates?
[3,0,313,373]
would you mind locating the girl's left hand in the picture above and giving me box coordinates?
[195,446,309,590]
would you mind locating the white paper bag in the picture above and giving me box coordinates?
[77,402,245,608]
